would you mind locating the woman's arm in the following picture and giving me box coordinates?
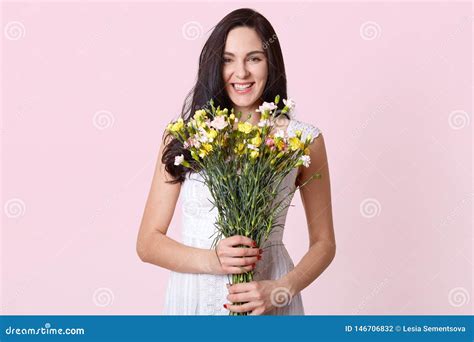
[136,135,221,274]
[280,132,336,296]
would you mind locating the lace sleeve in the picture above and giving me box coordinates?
[289,119,322,144]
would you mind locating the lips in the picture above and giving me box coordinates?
[231,82,255,94]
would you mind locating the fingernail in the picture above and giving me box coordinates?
[259,248,263,253]
[252,263,256,268]
[257,255,262,260]
[223,304,228,309]
[253,242,257,247]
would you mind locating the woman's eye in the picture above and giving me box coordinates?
[248,57,262,62]
[223,58,232,63]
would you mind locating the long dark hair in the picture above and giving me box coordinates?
[162,8,289,184]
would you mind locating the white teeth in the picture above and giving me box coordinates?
[233,83,253,90]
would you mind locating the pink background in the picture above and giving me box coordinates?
[1,1,472,315]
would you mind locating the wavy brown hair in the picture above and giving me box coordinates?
[162,8,289,184]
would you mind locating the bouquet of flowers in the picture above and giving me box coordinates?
[166,96,321,315]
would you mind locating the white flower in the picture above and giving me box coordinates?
[197,127,209,143]
[257,119,270,127]
[210,115,228,130]
[300,155,311,167]
[256,102,277,113]
[283,98,296,111]
[247,143,259,151]
[274,129,286,139]
[174,154,185,166]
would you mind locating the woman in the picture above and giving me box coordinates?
[136,8,336,315]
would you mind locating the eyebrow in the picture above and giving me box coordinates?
[223,50,265,57]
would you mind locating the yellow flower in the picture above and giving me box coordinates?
[238,122,253,134]
[217,108,229,116]
[275,139,286,151]
[250,134,262,147]
[207,129,218,140]
[250,150,259,159]
[202,143,213,152]
[171,118,184,132]
[289,137,304,151]
[198,144,212,158]
[194,109,206,121]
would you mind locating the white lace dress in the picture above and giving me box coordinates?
[162,119,321,315]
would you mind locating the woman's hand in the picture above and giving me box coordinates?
[212,235,262,275]
[224,279,295,315]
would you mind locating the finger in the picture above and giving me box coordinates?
[233,247,262,257]
[219,246,259,258]
[227,282,255,294]
[227,291,260,303]
[224,301,258,314]
[227,264,255,274]
[227,235,256,248]
[227,256,259,266]
[221,256,257,268]
[248,302,265,316]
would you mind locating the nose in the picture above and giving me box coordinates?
[235,60,249,79]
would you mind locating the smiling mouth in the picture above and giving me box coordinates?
[232,82,255,93]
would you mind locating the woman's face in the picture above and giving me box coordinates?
[222,26,268,112]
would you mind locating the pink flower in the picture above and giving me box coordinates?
[265,138,275,147]
[210,115,228,130]
[185,137,200,148]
